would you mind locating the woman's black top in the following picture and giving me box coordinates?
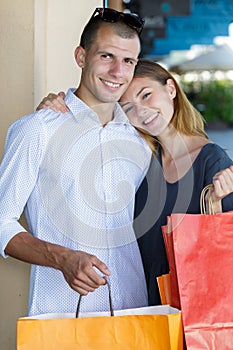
[134,143,233,305]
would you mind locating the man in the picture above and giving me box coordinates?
[0,8,151,315]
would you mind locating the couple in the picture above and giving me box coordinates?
[1,8,233,316]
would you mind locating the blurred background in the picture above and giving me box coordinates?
[123,0,233,158]
[0,1,233,348]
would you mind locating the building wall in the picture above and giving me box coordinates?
[0,1,34,347]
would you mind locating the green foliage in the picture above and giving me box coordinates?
[181,79,233,125]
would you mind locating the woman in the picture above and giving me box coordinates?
[37,60,233,305]
[120,60,233,305]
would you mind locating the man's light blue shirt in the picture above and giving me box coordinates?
[0,89,152,315]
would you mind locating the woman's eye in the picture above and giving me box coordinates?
[122,104,134,114]
[125,106,134,114]
[142,92,151,100]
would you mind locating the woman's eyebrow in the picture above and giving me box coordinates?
[136,87,148,97]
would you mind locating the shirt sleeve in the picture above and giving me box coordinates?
[0,114,44,257]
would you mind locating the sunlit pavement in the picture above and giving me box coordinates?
[207,128,233,160]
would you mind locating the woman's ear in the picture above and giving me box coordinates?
[166,78,177,99]
[74,46,86,68]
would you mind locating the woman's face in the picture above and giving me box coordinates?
[120,76,176,136]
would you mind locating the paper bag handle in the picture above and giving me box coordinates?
[200,184,214,214]
[75,278,114,318]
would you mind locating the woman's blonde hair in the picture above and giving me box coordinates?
[133,60,208,152]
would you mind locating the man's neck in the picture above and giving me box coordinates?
[92,103,116,126]
[74,88,116,126]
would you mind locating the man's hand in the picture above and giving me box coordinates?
[36,91,68,113]
[59,250,111,295]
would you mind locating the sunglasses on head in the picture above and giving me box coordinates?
[91,7,145,35]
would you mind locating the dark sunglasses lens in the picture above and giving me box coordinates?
[101,8,120,22]
[124,14,144,31]
[94,8,144,34]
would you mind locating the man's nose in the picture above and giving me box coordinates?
[109,60,124,77]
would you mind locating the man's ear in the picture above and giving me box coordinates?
[74,46,86,68]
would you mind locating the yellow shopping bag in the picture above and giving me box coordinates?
[17,305,183,350]
[17,280,183,350]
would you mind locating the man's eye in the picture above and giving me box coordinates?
[101,54,112,59]
[125,58,135,65]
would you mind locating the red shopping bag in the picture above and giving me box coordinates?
[162,222,181,310]
[164,186,233,349]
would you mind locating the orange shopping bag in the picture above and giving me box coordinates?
[157,273,172,305]
[164,185,233,349]
[17,282,183,350]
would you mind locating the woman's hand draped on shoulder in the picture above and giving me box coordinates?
[36,91,68,113]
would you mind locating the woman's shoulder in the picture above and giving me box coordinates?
[196,142,233,169]
[200,142,231,158]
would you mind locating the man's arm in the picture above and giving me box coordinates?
[0,115,110,296]
[5,231,111,295]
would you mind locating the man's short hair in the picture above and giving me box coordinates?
[80,16,140,51]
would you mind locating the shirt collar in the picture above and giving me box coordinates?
[64,88,130,126]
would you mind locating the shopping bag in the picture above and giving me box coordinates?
[157,273,171,305]
[162,221,181,309]
[164,185,233,349]
[17,305,183,350]
[17,282,183,350]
